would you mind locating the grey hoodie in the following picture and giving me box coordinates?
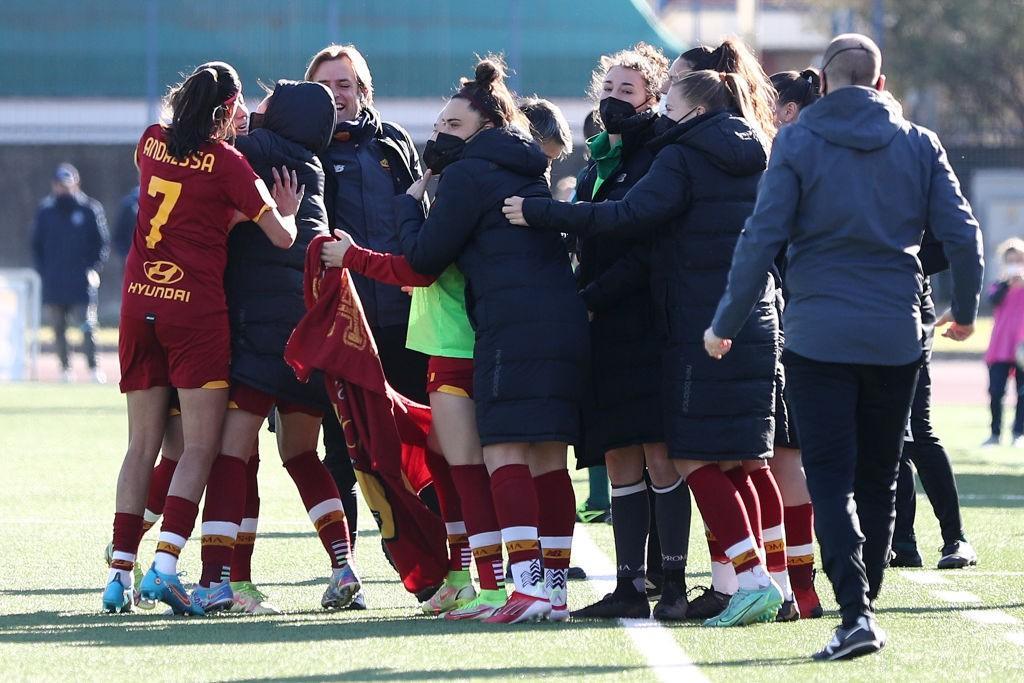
[712,86,984,366]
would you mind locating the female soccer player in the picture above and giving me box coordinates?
[395,57,589,623]
[102,61,301,615]
[560,43,693,623]
[506,69,783,627]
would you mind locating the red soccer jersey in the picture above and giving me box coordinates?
[122,124,274,328]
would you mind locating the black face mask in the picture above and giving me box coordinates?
[599,96,655,134]
[422,125,484,174]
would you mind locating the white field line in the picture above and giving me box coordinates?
[573,528,709,683]
[900,571,950,586]
[963,610,1021,626]
[932,590,983,604]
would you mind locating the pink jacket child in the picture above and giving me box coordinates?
[983,238,1024,445]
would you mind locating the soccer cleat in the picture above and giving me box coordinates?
[420,581,477,615]
[191,581,234,614]
[445,589,508,621]
[652,579,688,621]
[980,434,1000,448]
[937,540,979,569]
[346,591,367,610]
[322,564,361,610]
[686,585,730,620]
[812,616,887,661]
[776,599,801,622]
[795,585,824,619]
[889,545,923,568]
[105,542,149,608]
[548,588,569,622]
[139,564,204,616]
[703,581,783,627]
[575,500,611,524]
[572,587,650,619]
[229,582,281,615]
[483,590,552,624]
[645,573,664,600]
[101,576,132,614]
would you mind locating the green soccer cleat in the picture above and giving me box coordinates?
[101,576,132,614]
[420,572,476,615]
[703,580,783,627]
[444,589,508,621]
[230,581,282,615]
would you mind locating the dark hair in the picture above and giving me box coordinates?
[676,38,776,139]
[519,96,573,157]
[671,70,760,140]
[771,69,821,110]
[164,61,241,160]
[588,42,668,128]
[453,56,528,131]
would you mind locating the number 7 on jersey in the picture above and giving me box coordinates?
[145,175,182,249]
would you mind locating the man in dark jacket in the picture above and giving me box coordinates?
[708,34,984,661]
[112,186,139,259]
[32,163,110,382]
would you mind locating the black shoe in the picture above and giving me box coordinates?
[812,616,887,661]
[568,566,588,581]
[652,579,688,621]
[937,540,978,569]
[685,585,730,620]
[345,591,367,610]
[888,545,923,568]
[776,599,800,622]
[645,574,663,600]
[572,587,650,619]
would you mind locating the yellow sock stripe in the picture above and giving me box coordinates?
[155,541,182,558]
[314,509,346,533]
[110,559,134,571]
[235,532,256,545]
[787,554,814,566]
[201,534,235,549]
[141,521,155,532]
[472,543,503,559]
[765,539,786,554]
[543,548,571,560]
[505,539,539,554]
[730,548,760,569]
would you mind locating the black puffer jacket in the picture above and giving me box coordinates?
[573,119,663,465]
[226,80,336,408]
[396,126,589,446]
[523,110,776,461]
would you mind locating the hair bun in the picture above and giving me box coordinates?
[799,68,821,94]
[474,57,506,87]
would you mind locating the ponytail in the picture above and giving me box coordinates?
[720,73,759,134]
[770,68,821,110]
[164,61,241,160]
[670,70,765,144]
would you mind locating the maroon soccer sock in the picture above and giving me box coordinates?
[153,495,200,575]
[725,467,763,550]
[141,456,178,542]
[450,464,505,591]
[231,450,261,583]
[686,465,761,576]
[109,512,143,583]
[284,450,351,569]
[199,454,247,587]
[785,503,815,590]
[424,450,469,572]
[534,469,575,589]
[489,464,542,594]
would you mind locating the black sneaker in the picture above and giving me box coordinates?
[645,574,663,601]
[652,579,688,621]
[888,545,923,568]
[937,540,978,569]
[572,587,650,619]
[685,585,730,620]
[812,616,887,661]
[776,599,801,622]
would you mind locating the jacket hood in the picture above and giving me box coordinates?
[650,110,767,176]
[463,126,549,177]
[263,80,337,154]
[798,86,905,152]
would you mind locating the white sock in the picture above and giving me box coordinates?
[736,564,772,591]
[510,559,545,597]
[771,570,794,601]
[107,551,136,586]
[711,561,738,595]
[153,531,186,574]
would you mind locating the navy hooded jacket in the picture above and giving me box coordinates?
[226,80,335,406]
[712,86,984,366]
[32,191,109,306]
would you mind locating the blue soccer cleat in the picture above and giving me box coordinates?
[139,564,204,616]
[101,576,133,614]
[191,581,234,614]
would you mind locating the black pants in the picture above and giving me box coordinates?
[784,350,920,626]
[988,361,1024,437]
[894,358,966,549]
[47,302,97,369]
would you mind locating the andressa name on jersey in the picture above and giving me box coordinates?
[141,135,217,172]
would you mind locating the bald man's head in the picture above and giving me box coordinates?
[821,33,882,92]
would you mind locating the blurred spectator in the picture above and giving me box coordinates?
[31,163,109,382]
[113,186,139,259]
[554,176,577,202]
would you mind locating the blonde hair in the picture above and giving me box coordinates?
[998,237,1024,261]
[304,44,374,106]
[670,70,764,144]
